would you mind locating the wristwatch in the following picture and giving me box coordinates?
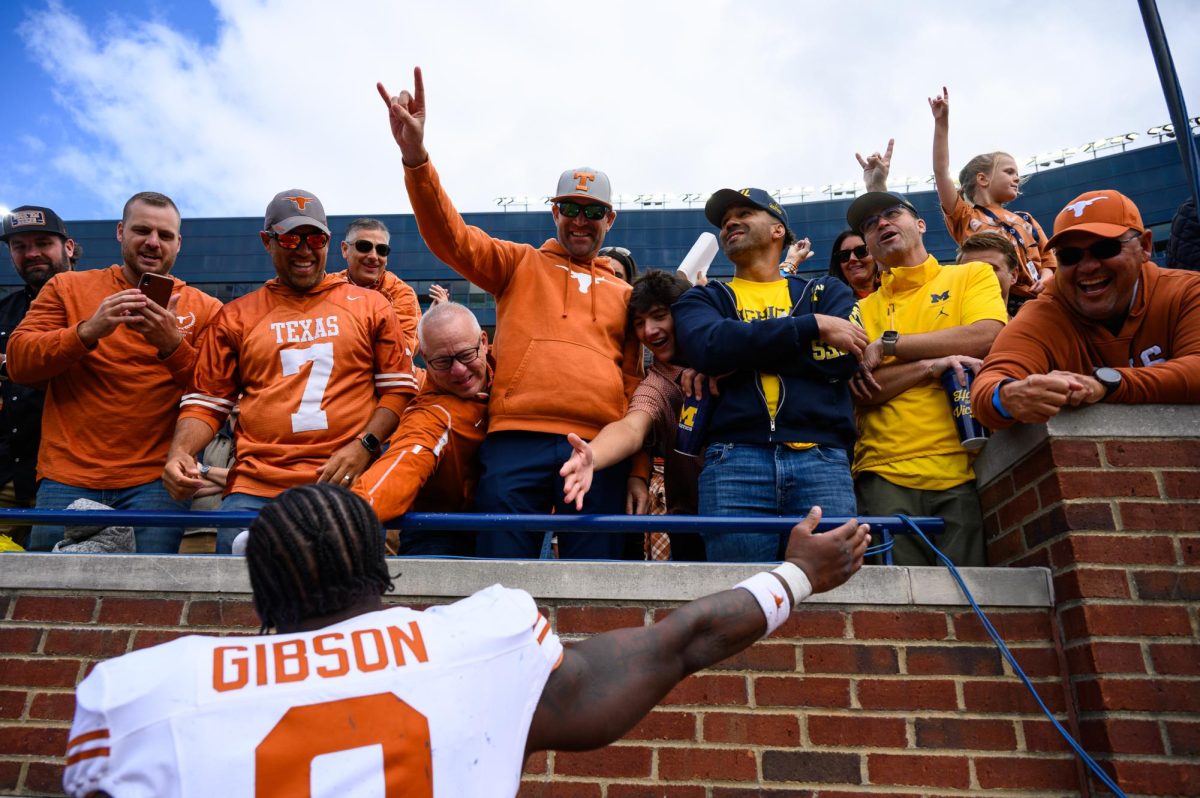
[881,330,899,357]
[358,432,381,458]
[197,463,211,477]
[1092,367,1122,397]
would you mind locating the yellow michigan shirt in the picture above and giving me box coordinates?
[855,257,1006,490]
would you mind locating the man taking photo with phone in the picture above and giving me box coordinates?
[8,192,221,552]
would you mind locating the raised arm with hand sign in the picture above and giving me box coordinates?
[377,68,429,167]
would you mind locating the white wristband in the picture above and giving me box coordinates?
[735,572,792,636]
[772,562,813,604]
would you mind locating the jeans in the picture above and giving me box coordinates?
[216,493,273,554]
[699,443,857,563]
[30,478,188,553]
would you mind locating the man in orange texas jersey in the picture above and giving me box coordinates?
[353,301,489,556]
[8,192,221,553]
[63,483,868,798]
[163,190,418,553]
[334,217,422,358]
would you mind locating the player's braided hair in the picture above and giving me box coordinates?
[246,484,394,632]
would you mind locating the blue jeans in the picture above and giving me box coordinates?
[216,493,272,554]
[698,443,856,563]
[30,478,188,553]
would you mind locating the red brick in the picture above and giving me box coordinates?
[754,676,849,709]
[1184,536,1200,566]
[851,611,947,641]
[867,753,969,789]
[1119,501,1200,532]
[554,745,651,778]
[703,711,799,745]
[762,750,860,784]
[1060,501,1118,532]
[43,628,129,658]
[519,781,601,798]
[1106,439,1200,468]
[1014,547,1053,570]
[0,657,81,688]
[712,643,796,672]
[998,486,1040,529]
[1065,641,1146,675]
[983,511,1002,544]
[952,610,1052,642]
[555,606,644,634]
[1003,646,1062,679]
[12,595,95,623]
[979,473,1015,510]
[1108,759,1200,796]
[987,528,1024,565]
[1134,570,1200,601]
[96,597,184,626]
[1053,566,1131,601]
[775,609,847,639]
[0,689,24,719]
[0,760,18,790]
[2,724,69,757]
[608,787,707,798]
[186,599,262,628]
[1060,603,1193,638]
[1050,439,1102,468]
[1078,717,1164,755]
[1162,470,1200,499]
[802,644,897,674]
[660,747,756,781]
[1035,474,1063,507]
[1052,532,1175,566]
[1076,678,1200,713]
[1150,642,1200,676]
[915,717,1016,750]
[131,629,191,650]
[975,755,1078,790]
[23,761,66,794]
[808,714,906,748]
[1056,469,1159,499]
[1012,443,1055,491]
[0,627,41,654]
[623,710,696,741]
[1021,719,1076,753]
[1166,720,1200,756]
[962,679,1065,713]
[28,692,75,722]
[661,674,747,706]
[904,645,1003,676]
[857,679,957,711]
[523,751,547,774]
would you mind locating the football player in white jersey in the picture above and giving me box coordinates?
[64,483,869,797]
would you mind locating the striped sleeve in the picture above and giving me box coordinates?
[62,672,112,797]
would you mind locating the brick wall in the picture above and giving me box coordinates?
[977,406,1200,797]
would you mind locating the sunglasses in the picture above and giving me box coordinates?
[836,244,869,264]
[352,239,391,257]
[269,231,330,250]
[557,201,609,221]
[426,340,483,371]
[1054,233,1140,267]
[599,246,632,257]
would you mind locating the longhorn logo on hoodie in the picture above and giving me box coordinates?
[554,263,610,294]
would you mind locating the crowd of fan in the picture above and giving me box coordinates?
[1,78,1198,565]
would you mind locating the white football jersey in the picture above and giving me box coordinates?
[64,585,562,797]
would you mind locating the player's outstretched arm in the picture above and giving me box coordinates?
[525,508,869,754]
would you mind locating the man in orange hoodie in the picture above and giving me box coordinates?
[9,192,222,552]
[377,68,642,559]
[973,190,1200,427]
[163,190,419,553]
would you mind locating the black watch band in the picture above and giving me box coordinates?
[358,432,381,457]
[1092,367,1122,397]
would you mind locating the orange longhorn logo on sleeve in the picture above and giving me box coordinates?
[772,592,784,608]
[574,172,596,192]
[285,196,313,211]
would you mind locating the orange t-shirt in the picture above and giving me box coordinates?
[8,265,221,489]
[943,194,1057,296]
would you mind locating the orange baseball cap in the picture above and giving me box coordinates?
[1046,190,1144,248]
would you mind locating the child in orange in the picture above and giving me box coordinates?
[930,87,1056,313]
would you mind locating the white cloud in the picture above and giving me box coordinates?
[15,0,1200,220]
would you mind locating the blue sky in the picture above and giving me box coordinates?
[3,0,1199,222]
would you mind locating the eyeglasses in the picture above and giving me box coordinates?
[352,239,391,257]
[557,202,609,221]
[426,340,483,371]
[836,244,869,264]
[861,206,909,234]
[268,231,330,250]
[1054,233,1140,267]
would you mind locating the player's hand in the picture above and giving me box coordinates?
[781,238,813,274]
[77,289,149,347]
[163,450,208,502]
[924,354,984,383]
[782,506,870,595]
[814,315,868,361]
[559,432,595,511]
[377,67,429,167]
[928,86,949,123]
[318,440,372,487]
[428,283,449,306]
[626,476,650,515]
[999,373,1078,423]
[857,138,894,191]
[129,292,184,358]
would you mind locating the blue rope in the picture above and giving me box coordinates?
[896,515,1126,798]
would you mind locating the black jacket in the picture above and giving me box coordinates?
[1166,197,1200,272]
[0,286,44,499]
[672,275,859,452]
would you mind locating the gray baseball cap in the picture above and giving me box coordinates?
[264,189,330,235]
[551,168,613,207]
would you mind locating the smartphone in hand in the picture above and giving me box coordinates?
[138,273,174,307]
